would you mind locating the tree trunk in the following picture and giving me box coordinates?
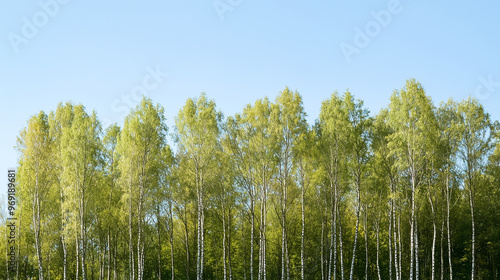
[128,173,134,280]
[137,178,144,280]
[415,218,419,280]
[281,180,286,280]
[329,180,336,280]
[321,214,325,280]
[169,200,175,280]
[107,231,111,280]
[428,191,436,280]
[348,183,361,280]
[263,180,267,280]
[446,174,453,280]
[140,239,145,280]
[113,235,117,280]
[197,185,201,280]
[183,207,190,280]
[170,225,175,280]
[440,219,444,280]
[431,217,436,280]
[389,200,398,280]
[364,209,368,280]
[228,209,233,280]
[34,182,44,280]
[62,235,67,280]
[195,166,206,280]
[223,205,227,280]
[339,205,345,280]
[76,234,80,280]
[393,206,399,280]
[201,191,205,280]
[101,249,104,280]
[157,210,162,280]
[242,218,247,280]
[301,170,305,280]
[398,215,402,280]
[410,184,415,280]
[196,167,204,280]
[376,218,381,280]
[259,167,268,280]
[470,188,475,280]
[250,197,254,280]
[81,189,87,280]
[389,211,392,280]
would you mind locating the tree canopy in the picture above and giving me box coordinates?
[3,80,500,280]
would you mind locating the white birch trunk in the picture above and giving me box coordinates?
[328,186,334,280]
[389,207,392,280]
[446,174,453,280]
[440,219,444,280]
[339,206,345,280]
[300,173,305,280]
[33,184,44,280]
[470,188,475,280]
[415,219,419,280]
[223,205,227,280]
[62,235,67,280]
[76,234,80,280]
[169,200,175,280]
[348,185,361,280]
[364,209,368,280]
[321,215,325,280]
[376,218,381,280]
[431,218,436,280]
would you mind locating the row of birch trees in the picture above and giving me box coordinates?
[2,78,500,279]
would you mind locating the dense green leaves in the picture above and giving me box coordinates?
[3,82,500,280]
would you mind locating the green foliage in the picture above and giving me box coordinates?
[6,81,500,280]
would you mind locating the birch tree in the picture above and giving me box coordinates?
[244,98,278,280]
[455,97,495,280]
[436,99,462,280]
[174,93,222,280]
[48,102,75,280]
[319,91,349,280]
[294,123,317,280]
[158,145,175,280]
[5,81,500,279]
[17,111,54,280]
[225,113,257,280]
[101,124,121,280]
[61,105,102,280]
[341,91,371,280]
[117,97,168,280]
[372,109,400,280]
[273,87,307,280]
[387,79,438,280]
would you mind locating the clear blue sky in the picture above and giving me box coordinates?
[1,0,499,197]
